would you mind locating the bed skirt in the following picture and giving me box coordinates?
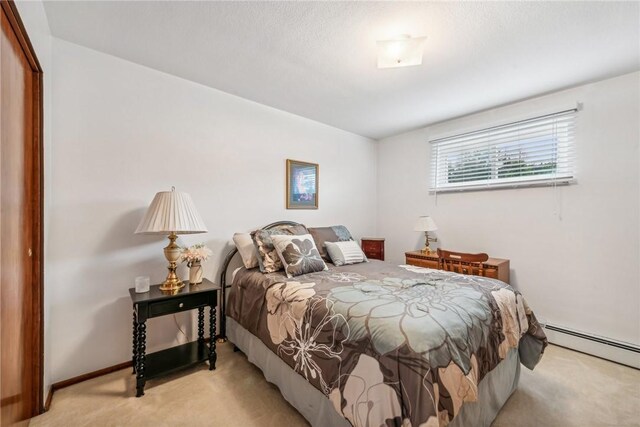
[227,316,520,427]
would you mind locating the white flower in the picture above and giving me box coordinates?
[278,299,349,395]
[329,354,402,427]
[491,288,527,359]
[266,282,316,344]
[326,272,366,283]
[180,243,212,264]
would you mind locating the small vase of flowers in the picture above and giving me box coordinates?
[181,243,212,285]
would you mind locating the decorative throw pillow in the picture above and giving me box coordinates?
[271,234,328,278]
[324,241,368,266]
[251,224,308,273]
[232,233,259,269]
[308,225,354,261]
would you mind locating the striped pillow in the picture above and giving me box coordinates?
[325,241,368,266]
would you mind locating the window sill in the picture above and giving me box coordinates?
[429,177,576,194]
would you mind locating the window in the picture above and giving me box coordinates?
[430,109,576,192]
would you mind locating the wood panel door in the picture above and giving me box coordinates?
[0,1,43,425]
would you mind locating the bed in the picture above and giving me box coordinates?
[220,222,547,427]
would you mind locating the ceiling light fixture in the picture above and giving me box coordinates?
[377,34,427,69]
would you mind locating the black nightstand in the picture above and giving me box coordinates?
[129,278,219,397]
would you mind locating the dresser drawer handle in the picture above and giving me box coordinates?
[179,303,184,308]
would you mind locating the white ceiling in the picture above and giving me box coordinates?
[43,1,640,139]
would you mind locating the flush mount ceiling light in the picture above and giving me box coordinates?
[377,34,427,69]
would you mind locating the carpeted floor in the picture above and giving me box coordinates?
[30,343,640,427]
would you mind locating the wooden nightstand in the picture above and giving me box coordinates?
[405,250,510,284]
[129,278,219,397]
[361,238,385,261]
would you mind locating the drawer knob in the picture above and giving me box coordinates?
[179,303,184,308]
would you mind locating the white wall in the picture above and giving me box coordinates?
[15,1,640,386]
[14,0,53,398]
[48,38,377,383]
[377,72,640,346]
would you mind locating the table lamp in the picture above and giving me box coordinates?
[414,216,438,253]
[135,187,207,292]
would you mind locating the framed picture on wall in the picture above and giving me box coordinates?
[286,159,319,209]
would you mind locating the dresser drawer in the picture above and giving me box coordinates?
[483,268,499,280]
[406,257,439,269]
[148,292,210,318]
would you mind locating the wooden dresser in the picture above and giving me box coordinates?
[405,250,510,284]
[361,238,385,261]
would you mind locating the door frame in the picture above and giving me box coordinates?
[0,0,44,416]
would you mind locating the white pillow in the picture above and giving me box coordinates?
[325,240,368,266]
[233,233,259,269]
[271,234,328,278]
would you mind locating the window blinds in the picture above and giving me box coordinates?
[430,109,577,193]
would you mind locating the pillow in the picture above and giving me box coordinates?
[252,224,308,273]
[232,233,259,269]
[271,234,328,278]
[325,241,368,266]
[307,225,354,261]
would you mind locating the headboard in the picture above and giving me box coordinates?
[218,220,305,341]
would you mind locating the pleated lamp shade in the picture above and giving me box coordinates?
[135,189,207,235]
[414,216,438,232]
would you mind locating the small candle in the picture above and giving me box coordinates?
[135,276,150,293]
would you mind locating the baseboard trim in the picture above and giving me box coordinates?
[43,386,53,412]
[52,360,132,391]
[544,324,640,369]
[43,337,216,411]
[43,360,132,411]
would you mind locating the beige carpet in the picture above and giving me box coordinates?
[30,343,640,427]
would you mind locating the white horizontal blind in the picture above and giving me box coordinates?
[430,109,577,193]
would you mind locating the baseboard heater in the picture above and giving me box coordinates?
[544,323,640,369]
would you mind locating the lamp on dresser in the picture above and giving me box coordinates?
[414,216,438,254]
[135,187,208,292]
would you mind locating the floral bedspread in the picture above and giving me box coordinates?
[227,261,547,427]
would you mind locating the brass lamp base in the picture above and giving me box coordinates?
[422,231,437,255]
[159,232,185,293]
[159,278,184,293]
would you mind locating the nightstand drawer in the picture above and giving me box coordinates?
[365,249,383,259]
[362,241,380,251]
[148,293,210,318]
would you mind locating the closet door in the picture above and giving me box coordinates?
[0,1,43,424]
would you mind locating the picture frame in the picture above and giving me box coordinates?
[286,159,319,209]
